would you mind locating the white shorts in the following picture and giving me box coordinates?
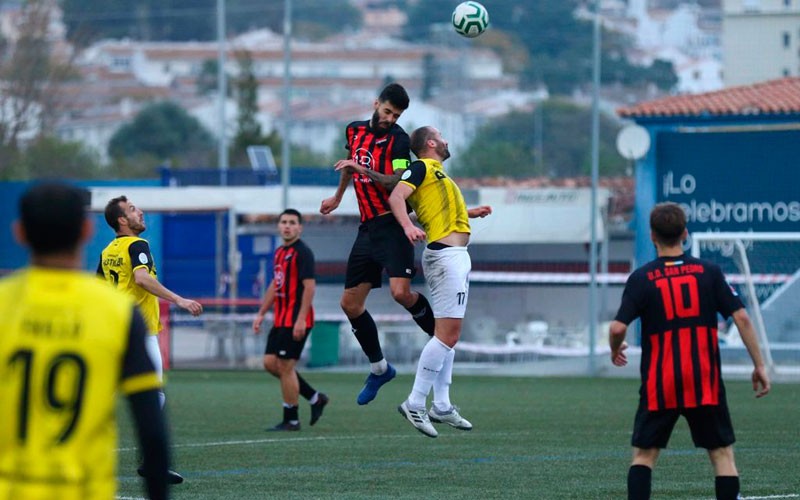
[145,334,164,381]
[422,245,471,319]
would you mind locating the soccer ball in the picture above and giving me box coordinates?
[452,1,489,38]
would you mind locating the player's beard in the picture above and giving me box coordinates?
[129,216,146,235]
[371,110,391,134]
[436,141,451,161]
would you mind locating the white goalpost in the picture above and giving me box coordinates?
[690,232,800,380]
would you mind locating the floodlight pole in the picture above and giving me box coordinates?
[281,0,292,210]
[588,0,602,376]
[216,0,229,185]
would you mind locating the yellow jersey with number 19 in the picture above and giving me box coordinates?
[399,158,470,242]
[0,267,161,500]
[98,236,161,335]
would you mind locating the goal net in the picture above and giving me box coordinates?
[690,232,800,380]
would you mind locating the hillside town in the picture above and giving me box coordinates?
[2,0,793,166]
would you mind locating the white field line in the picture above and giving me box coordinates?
[741,495,800,499]
[117,432,453,452]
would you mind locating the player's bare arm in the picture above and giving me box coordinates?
[253,281,277,333]
[363,168,403,191]
[608,320,629,366]
[335,159,403,191]
[468,205,493,218]
[731,308,771,397]
[320,168,352,214]
[133,267,203,316]
[293,278,315,341]
[388,182,426,244]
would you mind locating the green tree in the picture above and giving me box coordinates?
[196,59,219,96]
[231,51,261,153]
[108,101,214,167]
[0,0,77,152]
[450,99,626,179]
[0,137,103,180]
[226,50,332,168]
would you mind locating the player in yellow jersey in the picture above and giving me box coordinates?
[98,195,202,484]
[0,182,170,500]
[388,126,492,438]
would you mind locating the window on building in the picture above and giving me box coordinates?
[743,0,760,11]
[783,68,790,76]
[783,32,791,48]
[784,0,791,7]
[111,57,131,71]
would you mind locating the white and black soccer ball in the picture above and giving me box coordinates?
[452,1,489,38]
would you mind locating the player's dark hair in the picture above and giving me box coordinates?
[650,202,686,246]
[280,208,302,224]
[19,182,88,255]
[409,126,435,157]
[378,83,409,110]
[104,195,128,232]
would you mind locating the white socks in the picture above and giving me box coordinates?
[432,348,455,412]
[408,337,452,408]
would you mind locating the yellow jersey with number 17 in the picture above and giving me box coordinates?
[98,236,161,335]
[399,158,470,242]
[0,267,161,500]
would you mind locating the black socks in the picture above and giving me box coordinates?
[349,310,383,362]
[297,373,315,400]
[628,464,652,500]
[715,476,739,500]
[406,293,435,336]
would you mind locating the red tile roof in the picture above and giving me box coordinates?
[618,77,800,118]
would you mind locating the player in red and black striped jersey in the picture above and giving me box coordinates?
[319,83,436,406]
[253,209,328,431]
[609,202,770,500]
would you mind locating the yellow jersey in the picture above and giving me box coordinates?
[399,158,470,242]
[0,267,161,500]
[98,236,161,334]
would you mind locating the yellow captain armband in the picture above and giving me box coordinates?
[392,158,410,171]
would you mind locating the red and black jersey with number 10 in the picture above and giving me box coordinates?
[344,120,411,222]
[614,254,745,411]
[272,240,315,329]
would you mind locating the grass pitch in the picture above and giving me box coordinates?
[116,370,800,499]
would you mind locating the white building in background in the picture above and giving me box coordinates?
[722,0,800,86]
[596,0,724,93]
[60,28,525,165]
[673,57,723,94]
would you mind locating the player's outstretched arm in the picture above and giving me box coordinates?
[320,167,352,214]
[468,205,492,218]
[133,267,203,316]
[732,308,771,397]
[334,159,402,191]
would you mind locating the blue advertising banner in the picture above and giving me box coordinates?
[656,128,800,232]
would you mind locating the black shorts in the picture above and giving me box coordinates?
[264,326,311,360]
[344,214,416,289]
[631,398,736,450]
